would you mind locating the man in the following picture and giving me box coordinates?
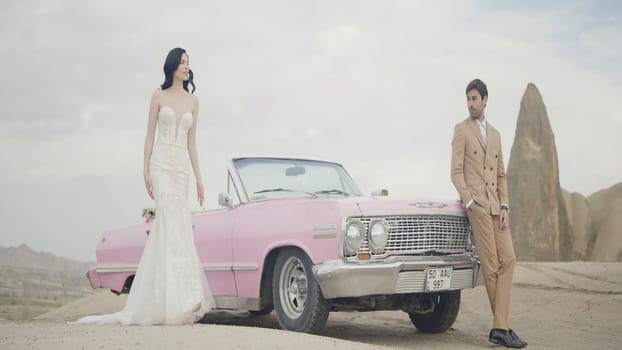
[450,79,527,348]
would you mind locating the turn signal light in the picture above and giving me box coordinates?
[357,252,371,261]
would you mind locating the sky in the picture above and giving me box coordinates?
[0,0,620,262]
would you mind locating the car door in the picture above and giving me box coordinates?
[193,209,237,297]
[192,174,241,297]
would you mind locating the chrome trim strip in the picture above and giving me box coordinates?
[313,233,337,239]
[232,157,344,168]
[214,296,261,311]
[356,209,466,218]
[97,264,235,273]
[339,254,476,268]
[96,266,136,273]
[410,201,448,208]
[232,264,258,271]
[313,224,337,231]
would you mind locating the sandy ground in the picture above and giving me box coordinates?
[1,262,621,349]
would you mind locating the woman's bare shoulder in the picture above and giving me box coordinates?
[150,89,166,108]
[152,89,166,99]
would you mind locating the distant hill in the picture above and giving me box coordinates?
[0,244,93,274]
[0,244,95,320]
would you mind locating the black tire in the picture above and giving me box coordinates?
[272,247,330,333]
[249,305,274,316]
[408,290,461,333]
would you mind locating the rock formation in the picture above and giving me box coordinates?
[562,190,593,260]
[586,183,622,261]
[507,83,574,261]
[562,184,622,261]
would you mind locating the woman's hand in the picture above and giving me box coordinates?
[197,182,205,207]
[144,172,154,200]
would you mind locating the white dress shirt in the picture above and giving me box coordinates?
[478,119,487,146]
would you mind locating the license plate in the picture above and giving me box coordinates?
[424,267,452,292]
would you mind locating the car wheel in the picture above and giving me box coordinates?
[408,290,461,333]
[272,247,329,333]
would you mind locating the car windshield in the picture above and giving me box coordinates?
[234,158,363,201]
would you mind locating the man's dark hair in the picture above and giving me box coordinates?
[466,79,488,99]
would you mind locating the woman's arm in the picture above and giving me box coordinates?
[143,91,160,199]
[187,95,204,207]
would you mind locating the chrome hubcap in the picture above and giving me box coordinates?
[279,256,308,319]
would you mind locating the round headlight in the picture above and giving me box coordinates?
[369,219,389,252]
[345,220,364,252]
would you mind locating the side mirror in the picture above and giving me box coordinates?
[218,192,234,208]
[371,189,389,196]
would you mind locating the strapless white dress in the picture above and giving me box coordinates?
[74,105,214,325]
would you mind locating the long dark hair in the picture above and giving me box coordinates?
[160,47,195,93]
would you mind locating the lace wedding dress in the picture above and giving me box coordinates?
[74,105,214,325]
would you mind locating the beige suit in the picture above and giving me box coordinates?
[451,117,516,330]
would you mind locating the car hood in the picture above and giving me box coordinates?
[336,196,466,217]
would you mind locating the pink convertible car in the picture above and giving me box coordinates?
[86,157,479,333]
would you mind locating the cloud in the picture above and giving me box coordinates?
[0,0,620,260]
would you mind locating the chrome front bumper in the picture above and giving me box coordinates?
[313,254,480,299]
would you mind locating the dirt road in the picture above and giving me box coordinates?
[1,262,620,349]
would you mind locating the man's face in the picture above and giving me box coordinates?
[467,89,487,120]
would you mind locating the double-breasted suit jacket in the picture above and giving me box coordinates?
[451,117,508,215]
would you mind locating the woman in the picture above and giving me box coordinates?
[75,48,214,325]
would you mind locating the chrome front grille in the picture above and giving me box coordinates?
[354,215,470,255]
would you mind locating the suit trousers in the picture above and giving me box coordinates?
[467,203,516,329]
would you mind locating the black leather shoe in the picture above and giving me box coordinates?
[488,328,526,348]
[509,329,528,347]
